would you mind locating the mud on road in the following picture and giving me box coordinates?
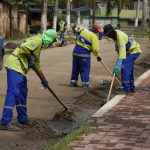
[0,38,150,150]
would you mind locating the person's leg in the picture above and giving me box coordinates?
[61,34,65,46]
[80,57,91,88]
[121,54,133,92]
[70,55,80,87]
[121,53,140,92]
[60,33,65,46]
[130,53,141,92]
[1,69,21,131]
[16,76,28,124]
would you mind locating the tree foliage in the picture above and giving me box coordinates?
[3,0,55,4]
[101,0,130,16]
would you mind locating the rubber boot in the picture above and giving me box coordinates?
[0,123,20,132]
[70,81,78,87]
[82,83,89,88]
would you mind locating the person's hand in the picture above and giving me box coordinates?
[113,67,119,75]
[113,59,123,75]
[41,79,49,89]
[28,59,35,68]
[97,57,102,62]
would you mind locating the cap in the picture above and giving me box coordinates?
[103,24,116,36]
[92,24,103,33]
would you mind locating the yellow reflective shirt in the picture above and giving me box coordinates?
[115,30,141,59]
[76,28,100,57]
[59,21,65,33]
[4,36,42,76]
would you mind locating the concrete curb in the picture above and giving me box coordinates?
[92,69,150,118]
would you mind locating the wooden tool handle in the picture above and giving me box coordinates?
[107,73,116,102]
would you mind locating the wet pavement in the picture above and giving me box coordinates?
[69,72,150,150]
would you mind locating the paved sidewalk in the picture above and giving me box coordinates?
[70,74,150,150]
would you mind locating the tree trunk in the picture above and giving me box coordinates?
[92,0,96,24]
[76,0,80,25]
[135,0,140,27]
[53,0,58,30]
[77,10,81,25]
[141,0,148,30]
[66,0,71,30]
[41,0,48,32]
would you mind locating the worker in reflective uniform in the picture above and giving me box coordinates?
[103,24,141,93]
[0,29,57,131]
[59,20,66,46]
[70,24,103,88]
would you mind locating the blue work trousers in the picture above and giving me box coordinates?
[60,34,65,44]
[71,55,91,85]
[1,68,28,125]
[121,53,141,92]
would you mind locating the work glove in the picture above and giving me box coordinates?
[113,59,123,75]
[28,59,35,68]
[97,57,102,62]
[113,67,119,75]
[41,79,49,89]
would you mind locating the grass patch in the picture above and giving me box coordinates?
[124,30,149,37]
[47,119,97,150]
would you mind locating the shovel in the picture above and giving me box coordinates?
[33,67,70,112]
[33,67,74,122]
[100,61,121,85]
[107,73,116,102]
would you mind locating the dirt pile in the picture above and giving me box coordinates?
[134,54,150,76]
[52,86,108,123]
[23,120,55,140]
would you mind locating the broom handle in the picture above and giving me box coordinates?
[107,73,115,102]
[100,61,122,85]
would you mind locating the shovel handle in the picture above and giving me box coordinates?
[47,86,68,110]
[33,67,68,111]
[100,61,121,85]
[107,73,115,102]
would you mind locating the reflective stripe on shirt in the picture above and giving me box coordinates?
[78,36,92,46]
[126,37,133,51]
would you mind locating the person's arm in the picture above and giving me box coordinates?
[33,66,49,89]
[113,37,126,74]
[91,34,102,61]
[117,37,126,59]
[20,39,41,68]
[113,59,123,75]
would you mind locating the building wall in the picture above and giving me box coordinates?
[0,1,27,38]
